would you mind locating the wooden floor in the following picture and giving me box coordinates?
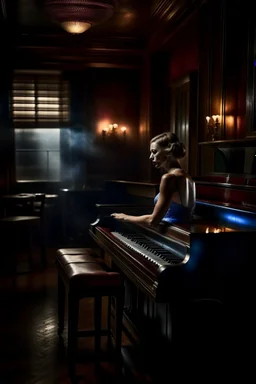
[0,248,131,384]
[0,246,254,384]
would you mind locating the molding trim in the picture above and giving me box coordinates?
[150,0,207,51]
[152,0,176,18]
[14,44,144,69]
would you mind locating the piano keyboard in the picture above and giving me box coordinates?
[112,231,182,267]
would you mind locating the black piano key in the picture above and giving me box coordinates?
[118,231,181,262]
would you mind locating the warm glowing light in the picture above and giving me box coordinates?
[108,123,118,131]
[212,115,220,123]
[205,227,221,233]
[61,21,91,34]
[37,104,59,109]
[13,103,35,108]
[206,114,220,141]
[13,111,35,116]
[97,119,111,135]
[206,115,220,123]
[38,97,60,103]
[226,115,235,127]
[101,122,128,140]
[13,97,35,102]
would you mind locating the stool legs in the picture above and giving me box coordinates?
[68,292,79,382]
[27,229,33,270]
[94,296,102,358]
[56,253,124,382]
[57,274,65,335]
[115,289,124,362]
[40,219,47,268]
[107,296,112,349]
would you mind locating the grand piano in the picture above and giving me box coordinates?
[89,178,256,381]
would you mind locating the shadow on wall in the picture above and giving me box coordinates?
[60,126,139,189]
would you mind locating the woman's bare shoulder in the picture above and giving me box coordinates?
[175,169,187,177]
[160,173,176,188]
[161,169,186,181]
[161,172,176,181]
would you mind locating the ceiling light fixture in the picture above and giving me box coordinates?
[61,21,91,34]
[45,0,117,35]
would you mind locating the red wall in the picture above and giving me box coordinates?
[169,15,199,82]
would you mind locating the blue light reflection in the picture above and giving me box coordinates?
[187,239,205,272]
[196,201,256,229]
[220,213,249,226]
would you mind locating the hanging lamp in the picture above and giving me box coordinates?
[45,0,117,34]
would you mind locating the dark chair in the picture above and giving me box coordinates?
[0,193,46,276]
[56,247,124,383]
[1,194,35,217]
[0,215,41,276]
[32,193,46,266]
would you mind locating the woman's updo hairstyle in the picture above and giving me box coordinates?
[150,132,186,159]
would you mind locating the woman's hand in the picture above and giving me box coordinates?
[111,213,127,221]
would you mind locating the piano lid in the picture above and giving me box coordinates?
[195,201,256,230]
[135,211,256,246]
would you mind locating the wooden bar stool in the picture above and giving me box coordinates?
[56,248,124,383]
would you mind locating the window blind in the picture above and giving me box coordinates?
[11,72,70,128]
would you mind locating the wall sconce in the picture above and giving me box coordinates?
[206,115,220,141]
[102,123,127,141]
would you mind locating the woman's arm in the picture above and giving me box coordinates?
[111,174,176,226]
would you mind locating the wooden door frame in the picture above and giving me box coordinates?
[169,71,199,176]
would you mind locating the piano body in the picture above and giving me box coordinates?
[89,178,256,380]
[90,213,256,304]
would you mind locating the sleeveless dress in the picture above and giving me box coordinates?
[154,193,191,224]
[154,174,194,224]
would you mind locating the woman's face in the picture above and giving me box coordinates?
[149,142,167,169]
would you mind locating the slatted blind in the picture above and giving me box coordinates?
[11,72,70,128]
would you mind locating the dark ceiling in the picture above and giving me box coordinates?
[5,0,154,41]
[0,0,204,69]
[2,0,204,44]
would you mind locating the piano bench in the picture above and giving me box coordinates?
[56,247,97,257]
[56,249,105,267]
[56,248,124,382]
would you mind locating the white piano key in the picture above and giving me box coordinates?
[112,231,180,267]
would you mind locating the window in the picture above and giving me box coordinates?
[11,70,70,182]
[15,128,61,181]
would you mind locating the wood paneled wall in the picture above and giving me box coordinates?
[197,0,249,142]
[138,55,151,181]
[146,0,253,179]
[0,0,254,191]
[161,0,249,144]
[84,67,141,186]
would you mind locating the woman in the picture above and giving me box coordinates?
[111,132,196,226]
